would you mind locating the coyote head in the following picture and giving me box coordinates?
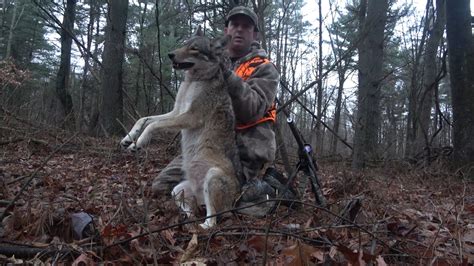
[168,26,230,77]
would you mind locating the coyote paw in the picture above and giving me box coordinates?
[199,220,214,230]
[126,143,142,152]
[199,219,215,229]
[120,137,133,149]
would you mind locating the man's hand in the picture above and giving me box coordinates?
[224,70,244,97]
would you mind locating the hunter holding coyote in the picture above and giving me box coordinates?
[151,6,280,194]
[121,6,281,224]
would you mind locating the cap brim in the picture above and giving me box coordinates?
[226,14,259,32]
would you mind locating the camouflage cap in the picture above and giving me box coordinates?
[225,6,259,32]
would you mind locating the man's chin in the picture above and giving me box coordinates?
[232,40,244,46]
[231,42,249,51]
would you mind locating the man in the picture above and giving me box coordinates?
[152,6,280,201]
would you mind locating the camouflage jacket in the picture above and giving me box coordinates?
[226,42,280,180]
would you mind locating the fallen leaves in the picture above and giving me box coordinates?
[0,128,472,265]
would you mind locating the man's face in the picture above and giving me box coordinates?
[224,15,258,56]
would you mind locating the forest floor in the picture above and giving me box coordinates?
[0,119,473,265]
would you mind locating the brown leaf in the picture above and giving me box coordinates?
[337,245,359,265]
[281,243,303,266]
[375,255,388,266]
[328,245,337,259]
[247,235,266,253]
[180,233,199,263]
[101,223,128,238]
[281,241,325,265]
[130,238,155,260]
[304,217,313,229]
[311,249,325,262]
[336,244,376,266]
[161,229,176,246]
[72,253,95,266]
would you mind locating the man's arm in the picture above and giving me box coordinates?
[226,62,280,124]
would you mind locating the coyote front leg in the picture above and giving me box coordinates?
[120,110,178,150]
[121,111,202,151]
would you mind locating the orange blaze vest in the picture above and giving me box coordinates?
[234,57,277,130]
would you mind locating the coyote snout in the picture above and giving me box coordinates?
[121,28,240,228]
[167,52,195,69]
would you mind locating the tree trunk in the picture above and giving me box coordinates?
[78,0,96,132]
[445,0,474,173]
[55,0,77,128]
[251,0,268,51]
[327,18,353,156]
[87,0,103,134]
[331,75,345,155]
[415,0,446,157]
[275,120,292,177]
[315,0,324,154]
[5,0,19,59]
[405,1,430,158]
[99,0,128,135]
[352,0,388,169]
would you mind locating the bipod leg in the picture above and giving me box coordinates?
[307,166,327,207]
[285,162,305,199]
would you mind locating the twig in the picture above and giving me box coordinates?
[0,200,14,206]
[104,198,408,257]
[32,0,103,68]
[421,196,458,262]
[335,196,363,225]
[262,213,272,265]
[278,82,353,150]
[0,245,58,259]
[456,181,466,261]
[6,174,44,186]
[390,224,417,252]
[103,192,124,230]
[0,137,24,145]
[368,223,379,266]
[0,133,79,221]
[128,49,175,101]
[209,230,329,246]
[1,107,38,128]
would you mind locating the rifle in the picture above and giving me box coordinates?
[285,116,327,207]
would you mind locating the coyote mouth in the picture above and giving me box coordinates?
[172,62,195,69]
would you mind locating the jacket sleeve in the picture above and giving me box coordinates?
[226,62,280,124]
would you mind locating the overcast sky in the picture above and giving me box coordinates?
[303,0,474,27]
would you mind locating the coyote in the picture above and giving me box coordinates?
[120,28,241,228]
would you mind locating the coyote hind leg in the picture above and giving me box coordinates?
[171,180,195,217]
[200,167,237,229]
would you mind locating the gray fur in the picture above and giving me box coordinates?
[121,33,241,228]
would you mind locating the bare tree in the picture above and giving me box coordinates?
[99,0,129,135]
[352,0,389,169]
[5,0,22,59]
[415,0,446,161]
[405,1,429,159]
[445,0,474,171]
[55,0,77,128]
[78,0,99,132]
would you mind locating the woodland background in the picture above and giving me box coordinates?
[0,0,473,264]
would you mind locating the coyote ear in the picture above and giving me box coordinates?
[212,35,231,50]
[220,35,231,47]
[194,25,203,37]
